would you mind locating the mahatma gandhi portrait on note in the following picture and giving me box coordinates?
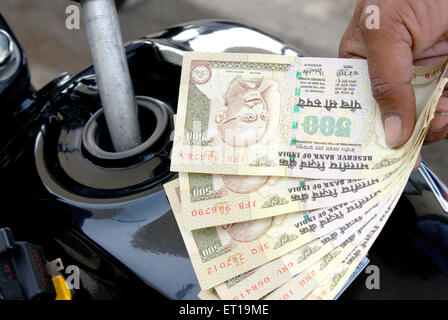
[219,214,286,243]
[221,218,273,242]
[213,75,280,147]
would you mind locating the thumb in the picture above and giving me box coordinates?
[362,10,416,148]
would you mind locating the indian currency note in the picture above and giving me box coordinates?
[264,141,422,300]
[263,193,393,300]
[264,254,370,301]
[165,125,423,291]
[305,181,407,300]
[178,134,421,231]
[333,255,370,300]
[222,147,416,300]
[180,173,382,229]
[171,52,446,179]
[212,190,386,300]
[164,176,396,290]
[172,59,444,298]
[174,66,447,230]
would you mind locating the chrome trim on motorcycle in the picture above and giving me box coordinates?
[418,160,448,213]
[130,20,305,66]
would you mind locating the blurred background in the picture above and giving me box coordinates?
[0,0,446,180]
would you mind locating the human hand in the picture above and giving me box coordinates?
[339,0,448,169]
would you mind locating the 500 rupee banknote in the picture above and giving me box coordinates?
[264,144,421,300]
[212,188,389,300]
[263,192,394,300]
[178,136,421,230]
[180,173,381,229]
[164,174,400,290]
[171,53,447,179]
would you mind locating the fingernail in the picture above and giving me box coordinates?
[431,112,448,131]
[384,115,402,147]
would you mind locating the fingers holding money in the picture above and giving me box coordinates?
[340,0,416,148]
[340,0,448,148]
[425,83,448,144]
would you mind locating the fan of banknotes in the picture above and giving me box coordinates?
[163,52,448,300]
